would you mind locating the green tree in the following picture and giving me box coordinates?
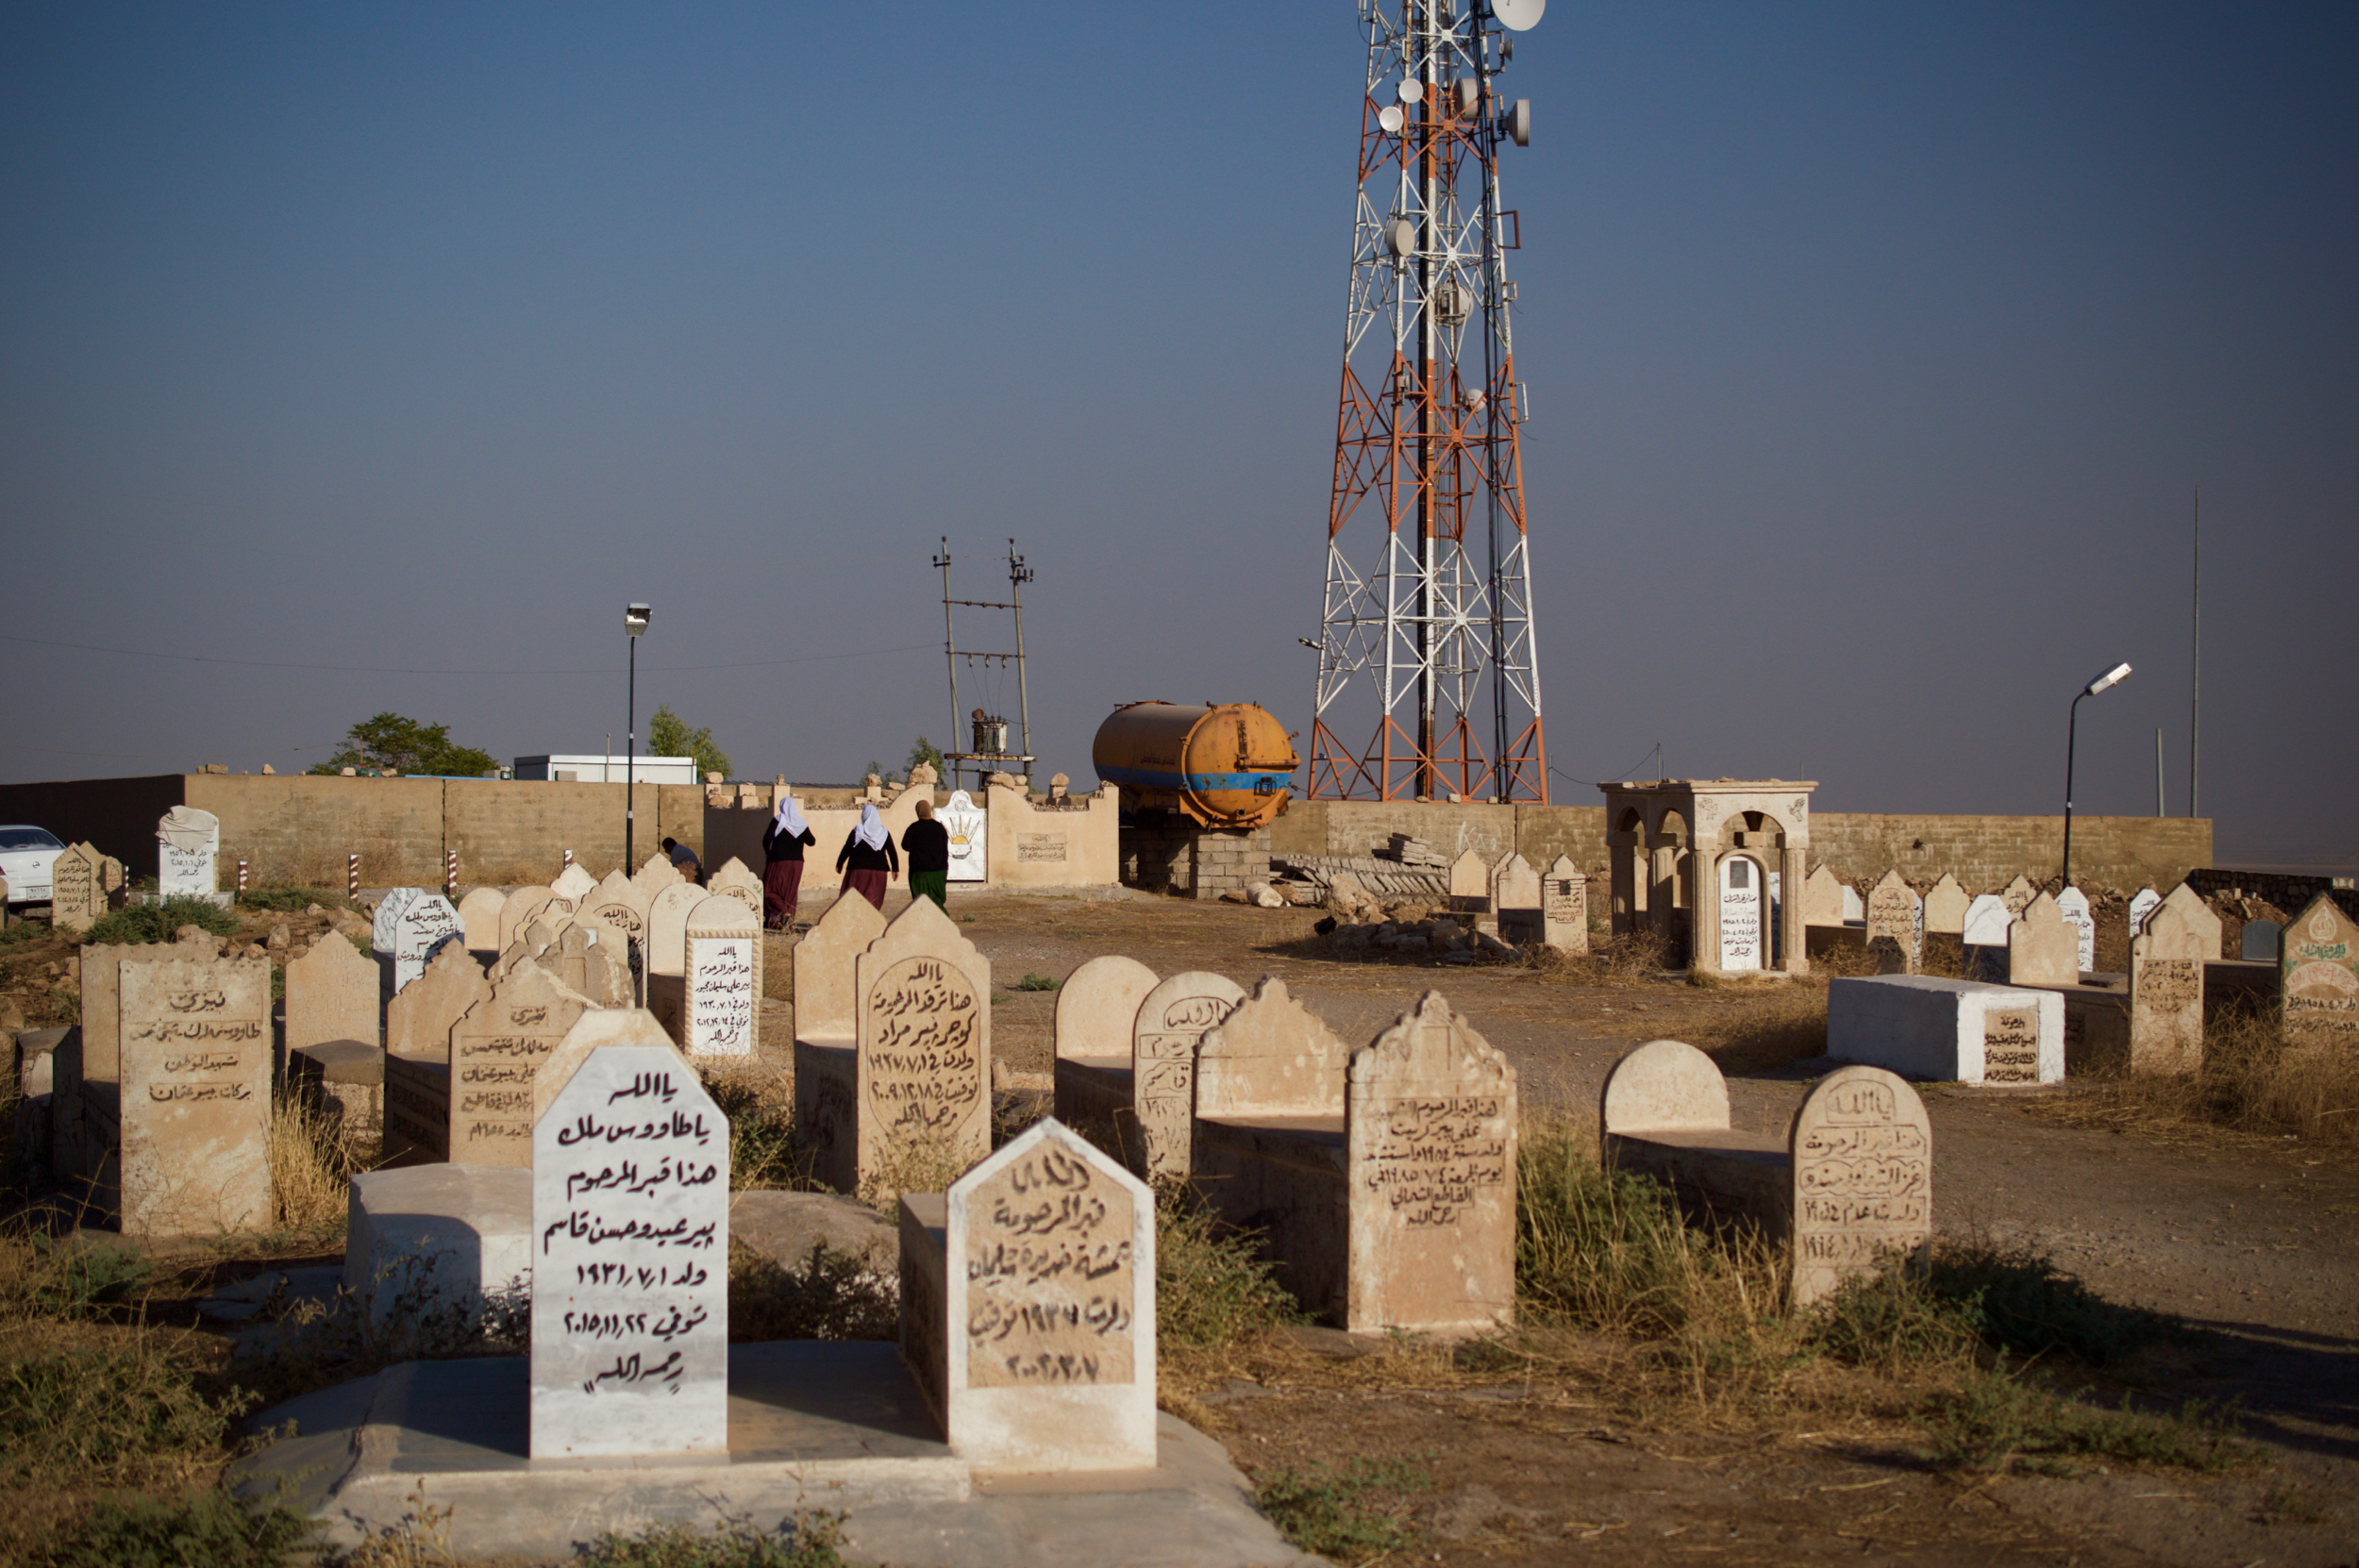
[648,705,733,779]
[309,712,498,776]
[905,736,945,776]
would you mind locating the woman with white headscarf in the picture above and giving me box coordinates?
[760,792,817,930]
[834,801,898,910]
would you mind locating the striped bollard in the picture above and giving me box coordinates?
[562,848,574,875]
[444,849,458,898]
[347,854,360,899]
[237,859,249,899]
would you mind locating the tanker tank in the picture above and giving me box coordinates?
[1091,701,1299,830]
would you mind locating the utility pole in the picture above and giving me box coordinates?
[2189,484,2200,819]
[935,540,960,791]
[1008,541,1035,789]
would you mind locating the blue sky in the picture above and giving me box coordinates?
[2,3,2351,868]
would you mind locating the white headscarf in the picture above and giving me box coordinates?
[772,792,808,839]
[851,802,888,852]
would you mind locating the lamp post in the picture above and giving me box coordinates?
[2063,660,2132,886]
[625,603,651,869]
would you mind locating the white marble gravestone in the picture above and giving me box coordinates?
[2054,886,2096,974]
[1961,893,2011,981]
[156,806,221,898]
[1717,856,1765,971]
[941,790,987,883]
[530,1027,728,1460]
[2127,886,2162,938]
[375,889,464,995]
[683,895,761,1058]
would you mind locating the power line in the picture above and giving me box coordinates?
[0,632,935,677]
[1548,742,1665,791]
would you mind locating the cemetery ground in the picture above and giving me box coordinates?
[0,891,2353,1565]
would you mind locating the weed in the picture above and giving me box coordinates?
[1921,1362,2250,1474]
[1689,985,1832,1074]
[35,1487,319,1568]
[0,920,49,945]
[1809,1263,1980,1371]
[78,898,238,946]
[0,1348,244,1486]
[1927,1242,2163,1367]
[2039,1003,2359,1146]
[855,1137,965,1209]
[1155,1192,1302,1351]
[729,1242,896,1342]
[2254,1481,2338,1526]
[332,1480,456,1567]
[708,1076,799,1191]
[1517,928,1673,987]
[29,1241,155,1320]
[1254,1455,1432,1563]
[1014,973,1059,992]
[574,1513,849,1568]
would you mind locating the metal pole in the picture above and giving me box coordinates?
[2155,728,2164,816]
[2063,692,2084,886]
[626,635,637,871]
[2189,483,2200,819]
[936,540,959,792]
[1009,541,1034,789]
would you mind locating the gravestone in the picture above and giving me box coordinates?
[1982,1002,2045,1084]
[449,962,594,1165]
[631,851,684,899]
[2242,919,2283,963]
[47,842,105,934]
[1998,875,2037,918]
[284,932,379,1053]
[550,862,598,903]
[1864,870,1921,974]
[555,924,633,1008]
[1541,855,1588,954]
[1446,850,1491,925]
[682,895,761,1058]
[2131,884,2220,1071]
[2127,886,2162,937]
[1054,955,1160,1062]
[1131,971,1246,1179]
[1922,874,1969,937]
[941,790,986,882]
[1193,976,1351,1120]
[1962,893,2011,980]
[578,874,650,1001]
[387,941,492,1058]
[2282,894,2359,1039]
[498,886,562,953]
[645,882,707,978]
[1718,855,1765,971]
[793,890,886,1042]
[1345,992,1516,1332]
[1598,1036,1731,1148]
[118,956,271,1234]
[2007,892,2079,988]
[2054,886,2096,974]
[1799,865,1846,928]
[457,887,507,957]
[1490,853,1542,942]
[915,1117,1155,1470]
[1789,1066,1932,1308]
[1839,884,1865,924]
[855,896,991,1190]
[156,806,221,899]
[375,889,464,996]
[706,858,762,920]
[530,1026,728,1460]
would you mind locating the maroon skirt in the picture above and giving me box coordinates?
[762,859,804,928]
[843,867,888,909]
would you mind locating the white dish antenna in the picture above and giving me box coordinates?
[1378,104,1405,135]
[1493,0,1545,31]
[1396,77,1424,104]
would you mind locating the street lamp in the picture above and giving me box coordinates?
[2062,660,2132,886]
[625,603,652,869]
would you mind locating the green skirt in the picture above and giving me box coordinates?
[911,870,948,908]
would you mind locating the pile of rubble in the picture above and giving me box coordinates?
[1313,910,1517,965]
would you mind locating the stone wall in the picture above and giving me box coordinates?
[1272,799,2212,895]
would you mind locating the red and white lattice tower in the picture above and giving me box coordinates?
[1308,0,1548,803]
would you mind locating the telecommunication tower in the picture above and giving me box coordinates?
[1307,0,1548,803]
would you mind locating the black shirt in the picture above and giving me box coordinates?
[761,823,816,863]
[902,818,950,874]
[836,831,899,876]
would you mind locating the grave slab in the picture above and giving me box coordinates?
[157,805,221,899]
[2282,893,2359,1040]
[374,889,464,996]
[457,888,507,957]
[682,895,761,1058]
[344,1163,532,1324]
[2130,883,2220,1071]
[232,1351,1311,1567]
[1826,976,2064,1085]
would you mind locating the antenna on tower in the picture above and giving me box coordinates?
[936,540,1038,792]
[1308,0,1549,804]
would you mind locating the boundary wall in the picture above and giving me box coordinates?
[1271,801,2212,894]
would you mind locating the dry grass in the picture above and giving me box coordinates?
[267,1097,360,1234]
[2033,1005,2359,1146]
[1515,928,1675,986]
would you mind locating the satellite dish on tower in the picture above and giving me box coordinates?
[1493,0,1545,31]
[1378,104,1405,135]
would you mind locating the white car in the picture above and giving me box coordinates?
[0,826,65,907]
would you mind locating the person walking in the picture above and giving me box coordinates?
[903,797,950,909]
[761,793,815,929]
[836,801,898,909]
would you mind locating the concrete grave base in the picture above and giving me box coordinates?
[234,1343,1315,1567]
[1826,976,2066,1085]
[344,1164,531,1323]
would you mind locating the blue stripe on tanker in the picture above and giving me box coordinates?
[1096,765,1294,794]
